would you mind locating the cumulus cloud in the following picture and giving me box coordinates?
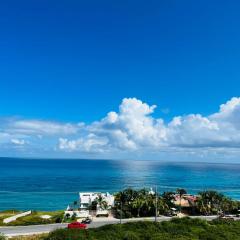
[165,98,240,149]
[88,98,167,150]
[57,97,240,154]
[1,97,240,159]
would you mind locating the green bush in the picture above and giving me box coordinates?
[44,229,87,240]
[123,231,139,240]
[43,218,240,240]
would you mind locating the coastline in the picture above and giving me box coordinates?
[1,158,240,211]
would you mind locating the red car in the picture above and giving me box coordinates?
[67,222,87,229]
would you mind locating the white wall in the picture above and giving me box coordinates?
[3,211,32,224]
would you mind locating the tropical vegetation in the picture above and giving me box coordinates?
[113,188,240,218]
[41,217,240,240]
[0,189,239,227]
[196,190,239,215]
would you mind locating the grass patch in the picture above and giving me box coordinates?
[0,211,64,226]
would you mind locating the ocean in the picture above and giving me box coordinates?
[0,158,240,211]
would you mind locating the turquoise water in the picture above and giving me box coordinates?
[0,158,240,211]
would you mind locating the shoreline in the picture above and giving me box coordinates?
[1,159,240,210]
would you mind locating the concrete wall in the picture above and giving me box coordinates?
[3,211,32,223]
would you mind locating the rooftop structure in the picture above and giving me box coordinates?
[173,194,197,208]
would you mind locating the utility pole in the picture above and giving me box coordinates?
[120,201,122,224]
[155,186,158,222]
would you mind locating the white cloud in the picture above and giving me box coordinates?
[0,132,27,145]
[210,97,240,130]
[57,97,240,155]
[9,120,79,135]
[167,114,222,147]
[2,97,240,160]
[88,98,167,150]
[59,134,108,153]
[11,138,25,145]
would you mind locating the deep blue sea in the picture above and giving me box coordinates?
[0,158,240,211]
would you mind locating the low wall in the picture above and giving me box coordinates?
[3,210,32,223]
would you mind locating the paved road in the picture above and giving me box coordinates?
[0,223,68,237]
[0,215,221,237]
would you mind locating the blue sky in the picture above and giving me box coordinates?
[1,1,240,161]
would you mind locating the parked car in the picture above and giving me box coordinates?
[81,217,92,224]
[67,222,87,229]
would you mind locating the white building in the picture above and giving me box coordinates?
[79,192,114,210]
[65,192,115,219]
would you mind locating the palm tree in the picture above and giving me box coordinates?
[114,190,129,220]
[196,197,209,215]
[176,188,187,213]
[132,197,144,217]
[131,189,151,217]
[115,190,128,210]
[115,191,127,204]
[198,191,224,214]
[162,192,175,208]
[96,194,108,210]
[220,197,237,215]
[156,196,169,215]
[123,188,138,203]
[143,193,154,216]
